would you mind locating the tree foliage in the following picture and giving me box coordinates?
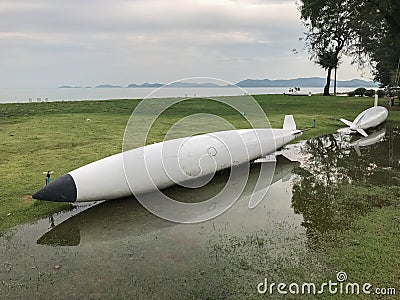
[299,0,358,95]
[300,0,400,87]
[351,0,400,86]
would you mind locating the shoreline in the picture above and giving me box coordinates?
[0,87,364,104]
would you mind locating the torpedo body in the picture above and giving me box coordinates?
[33,115,303,203]
[340,94,388,137]
[37,155,300,246]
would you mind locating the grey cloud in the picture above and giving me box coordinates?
[0,0,299,35]
[0,0,365,87]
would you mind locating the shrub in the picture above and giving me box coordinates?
[354,87,366,96]
[348,91,356,97]
[377,90,385,98]
[364,89,375,97]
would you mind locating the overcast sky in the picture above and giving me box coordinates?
[0,0,372,88]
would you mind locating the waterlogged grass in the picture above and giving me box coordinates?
[324,207,400,299]
[0,95,399,298]
[202,188,399,299]
[308,185,400,300]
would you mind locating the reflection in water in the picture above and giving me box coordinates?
[37,199,172,246]
[350,128,386,156]
[37,155,300,246]
[292,125,400,247]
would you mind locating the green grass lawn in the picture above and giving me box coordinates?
[0,94,399,233]
[1,94,399,298]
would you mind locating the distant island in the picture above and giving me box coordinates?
[59,85,83,88]
[59,77,378,88]
[95,84,123,88]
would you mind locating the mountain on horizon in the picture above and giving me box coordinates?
[59,77,379,89]
[127,83,163,88]
[235,77,378,88]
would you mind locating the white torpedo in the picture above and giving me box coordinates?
[339,94,388,137]
[37,156,300,246]
[33,115,303,202]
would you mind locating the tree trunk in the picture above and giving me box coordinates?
[334,67,337,95]
[324,67,333,96]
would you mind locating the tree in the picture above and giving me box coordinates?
[300,0,400,87]
[350,0,400,86]
[299,0,357,96]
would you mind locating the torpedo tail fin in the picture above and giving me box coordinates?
[374,94,378,107]
[283,115,296,130]
[356,128,368,137]
[340,118,353,127]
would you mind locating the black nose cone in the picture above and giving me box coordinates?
[33,174,77,202]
